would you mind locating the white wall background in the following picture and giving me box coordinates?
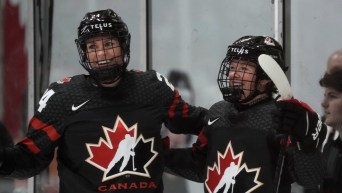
[290,1,342,114]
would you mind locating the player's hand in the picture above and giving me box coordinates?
[275,99,327,152]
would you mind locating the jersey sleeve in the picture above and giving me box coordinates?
[164,91,207,135]
[153,71,207,135]
[0,82,70,178]
[164,128,208,182]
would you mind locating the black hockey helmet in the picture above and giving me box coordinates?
[217,35,286,103]
[75,9,131,84]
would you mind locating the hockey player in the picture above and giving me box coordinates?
[0,9,207,193]
[165,36,327,193]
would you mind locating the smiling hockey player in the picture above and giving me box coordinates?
[165,35,327,193]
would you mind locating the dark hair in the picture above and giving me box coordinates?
[319,68,342,92]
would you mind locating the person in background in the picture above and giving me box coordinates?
[320,68,342,193]
[322,50,342,139]
[0,9,207,193]
[165,35,327,193]
[319,49,342,193]
[326,49,342,73]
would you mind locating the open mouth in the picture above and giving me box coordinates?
[98,59,112,65]
[230,81,242,87]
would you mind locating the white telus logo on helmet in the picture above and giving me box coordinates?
[230,47,249,55]
[89,23,113,31]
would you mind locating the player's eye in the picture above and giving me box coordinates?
[103,41,113,48]
[87,43,96,50]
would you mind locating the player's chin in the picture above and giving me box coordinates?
[324,117,336,128]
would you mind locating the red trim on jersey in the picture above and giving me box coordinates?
[182,103,189,117]
[21,137,40,154]
[30,117,61,141]
[197,128,208,148]
[168,90,180,118]
[282,99,315,113]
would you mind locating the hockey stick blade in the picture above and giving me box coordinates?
[258,54,293,100]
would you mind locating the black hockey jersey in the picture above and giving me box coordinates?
[0,70,207,193]
[166,99,294,193]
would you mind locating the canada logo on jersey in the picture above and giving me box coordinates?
[85,116,158,182]
[206,142,263,193]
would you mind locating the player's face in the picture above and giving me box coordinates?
[85,35,123,69]
[322,87,342,131]
[227,59,257,101]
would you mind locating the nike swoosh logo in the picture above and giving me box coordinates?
[72,100,90,111]
[208,117,220,125]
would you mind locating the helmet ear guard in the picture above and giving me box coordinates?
[75,9,131,85]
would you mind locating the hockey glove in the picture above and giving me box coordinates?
[275,99,327,152]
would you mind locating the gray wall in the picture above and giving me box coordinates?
[290,0,342,113]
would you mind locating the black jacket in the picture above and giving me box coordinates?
[321,130,342,193]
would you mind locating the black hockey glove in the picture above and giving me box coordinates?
[275,99,327,152]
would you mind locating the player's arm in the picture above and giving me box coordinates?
[164,128,207,182]
[153,71,208,136]
[164,88,207,135]
[0,85,63,178]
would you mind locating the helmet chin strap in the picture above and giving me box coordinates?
[236,79,271,108]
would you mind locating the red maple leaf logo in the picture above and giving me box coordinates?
[205,141,263,193]
[205,142,243,192]
[85,116,158,181]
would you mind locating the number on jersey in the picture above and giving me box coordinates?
[156,72,174,91]
[38,89,55,112]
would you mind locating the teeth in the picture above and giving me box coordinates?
[98,60,111,65]
[233,83,242,86]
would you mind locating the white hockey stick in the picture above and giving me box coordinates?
[131,148,137,171]
[258,54,293,100]
[258,54,293,193]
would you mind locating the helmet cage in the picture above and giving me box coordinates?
[217,36,286,103]
[76,32,130,83]
[217,56,258,103]
[75,9,131,84]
